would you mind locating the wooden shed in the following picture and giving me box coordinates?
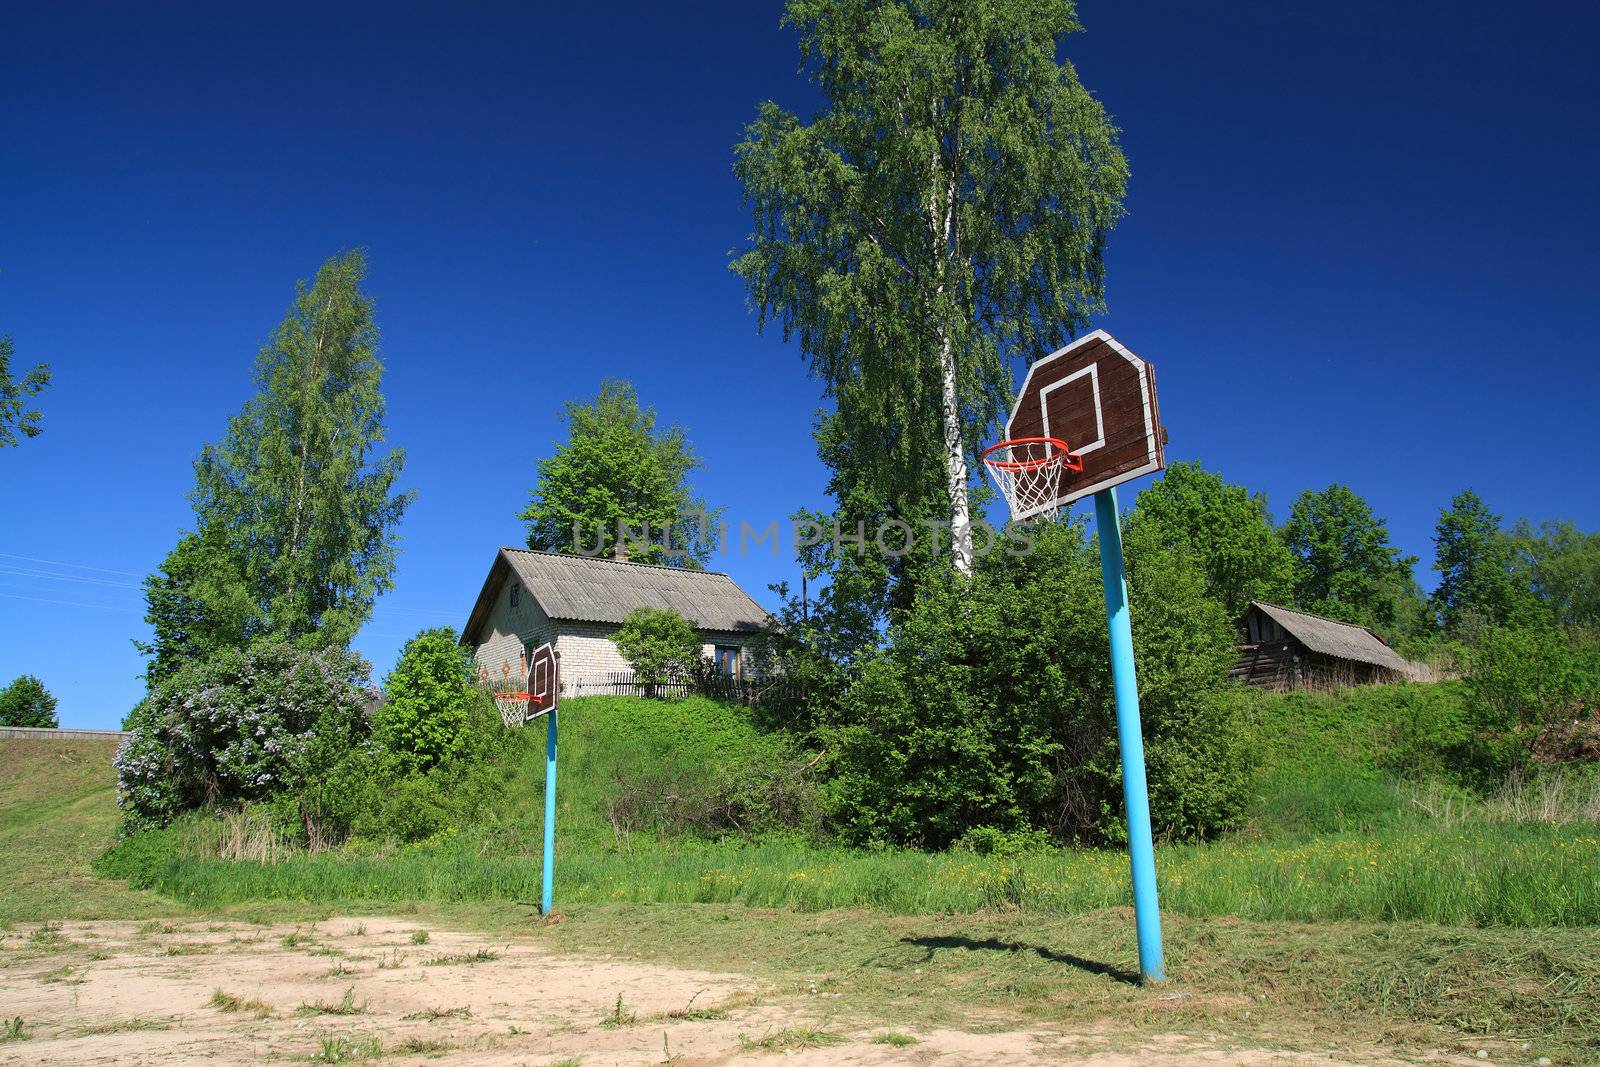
[1231,602,1409,692]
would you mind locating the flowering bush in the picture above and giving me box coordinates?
[114,638,374,832]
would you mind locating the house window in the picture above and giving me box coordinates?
[510,584,520,609]
[715,645,741,680]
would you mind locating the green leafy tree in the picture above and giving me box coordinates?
[1280,484,1422,636]
[141,250,413,672]
[135,532,254,686]
[114,638,372,831]
[1431,490,1536,636]
[827,519,1246,847]
[1126,461,1296,618]
[520,380,716,567]
[375,628,483,775]
[0,675,58,728]
[615,607,704,690]
[0,335,50,448]
[1509,519,1600,630]
[732,0,1127,579]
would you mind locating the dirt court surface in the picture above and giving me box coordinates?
[1,916,1435,1065]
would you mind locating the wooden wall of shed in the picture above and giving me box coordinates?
[1231,641,1404,693]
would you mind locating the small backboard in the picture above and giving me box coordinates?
[999,329,1166,519]
[526,641,559,721]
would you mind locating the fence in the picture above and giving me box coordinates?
[570,671,810,707]
[0,726,129,741]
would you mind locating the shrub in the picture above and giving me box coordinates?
[0,674,58,728]
[615,607,703,689]
[114,638,373,832]
[374,628,478,774]
[826,520,1249,848]
[1465,626,1600,775]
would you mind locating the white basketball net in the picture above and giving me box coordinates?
[983,438,1075,521]
[494,692,531,728]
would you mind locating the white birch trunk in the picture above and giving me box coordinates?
[930,135,973,576]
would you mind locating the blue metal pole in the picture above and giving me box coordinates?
[1093,486,1166,984]
[540,710,558,915]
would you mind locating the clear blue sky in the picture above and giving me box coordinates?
[2,3,1596,728]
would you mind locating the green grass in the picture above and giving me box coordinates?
[98,814,1599,927]
[94,694,1600,927]
[0,738,175,923]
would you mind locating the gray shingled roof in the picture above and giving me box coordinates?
[1251,602,1409,672]
[463,549,771,642]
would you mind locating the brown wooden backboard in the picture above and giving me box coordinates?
[1003,330,1166,519]
[527,641,559,719]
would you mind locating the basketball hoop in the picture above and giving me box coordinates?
[982,436,1083,521]
[494,691,543,728]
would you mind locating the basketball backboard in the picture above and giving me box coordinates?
[1001,329,1166,519]
[527,641,559,720]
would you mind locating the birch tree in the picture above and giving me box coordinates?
[733,0,1127,576]
[153,250,413,658]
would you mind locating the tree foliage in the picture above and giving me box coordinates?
[733,0,1127,581]
[1431,490,1535,637]
[826,519,1247,847]
[520,380,715,567]
[1281,483,1422,636]
[140,251,412,675]
[1127,461,1296,618]
[114,639,373,831]
[375,627,481,775]
[0,674,58,728]
[615,606,705,688]
[1509,519,1600,631]
[0,335,50,448]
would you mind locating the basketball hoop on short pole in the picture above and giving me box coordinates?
[981,436,1083,520]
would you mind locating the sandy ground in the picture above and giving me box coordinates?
[0,917,1421,1065]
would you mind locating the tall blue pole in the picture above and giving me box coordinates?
[540,709,558,914]
[1093,486,1165,984]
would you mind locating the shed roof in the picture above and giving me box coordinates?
[461,548,771,644]
[1248,602,1409,672]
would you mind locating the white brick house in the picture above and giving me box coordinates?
[459,548,772,696]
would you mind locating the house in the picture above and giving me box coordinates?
[459,547,771,697]
[1231,601,1411,691]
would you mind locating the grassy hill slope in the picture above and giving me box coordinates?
[0,738,172,923]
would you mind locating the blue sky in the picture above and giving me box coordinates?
[2,2,1596,728]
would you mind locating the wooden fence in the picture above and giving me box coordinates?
[0,726,130,741]
[570,671,810,707]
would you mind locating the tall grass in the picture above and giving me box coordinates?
[101,822,1599,927]
[95,692,1600,928]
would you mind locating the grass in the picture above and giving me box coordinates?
[739,1026,842,1052]
[297,987,366,1017]
[72,1017,171,1035]
[421,948,497,966]
[210,989,274,1018]
[0,738,172,923]
[1,1016,28,1043]
[528,902,1600,1060]
[311,1034,382,1063]
[599,993,636,1029]
[94,695,1600,928]
[873,1031,917,1046]
[401,1006,471,1021]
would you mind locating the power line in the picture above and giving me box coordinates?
[0,552,145,578]
[0,590,142,614]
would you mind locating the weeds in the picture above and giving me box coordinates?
[323,961,356,979]
[377,949,406,969]
[297,987,366,1017]
[423,949,497,966]
[739,1026,841,1052]
[210,989,273,1018]
[1,1017,27,1043]
[311,1035,381,1063]
[409,929,429,945]
[873,1032,917,1046]
[393,1036,454,1055]
[600,993,637,1029]
[73,1018,171,1035]
[402,1006,472,1022]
